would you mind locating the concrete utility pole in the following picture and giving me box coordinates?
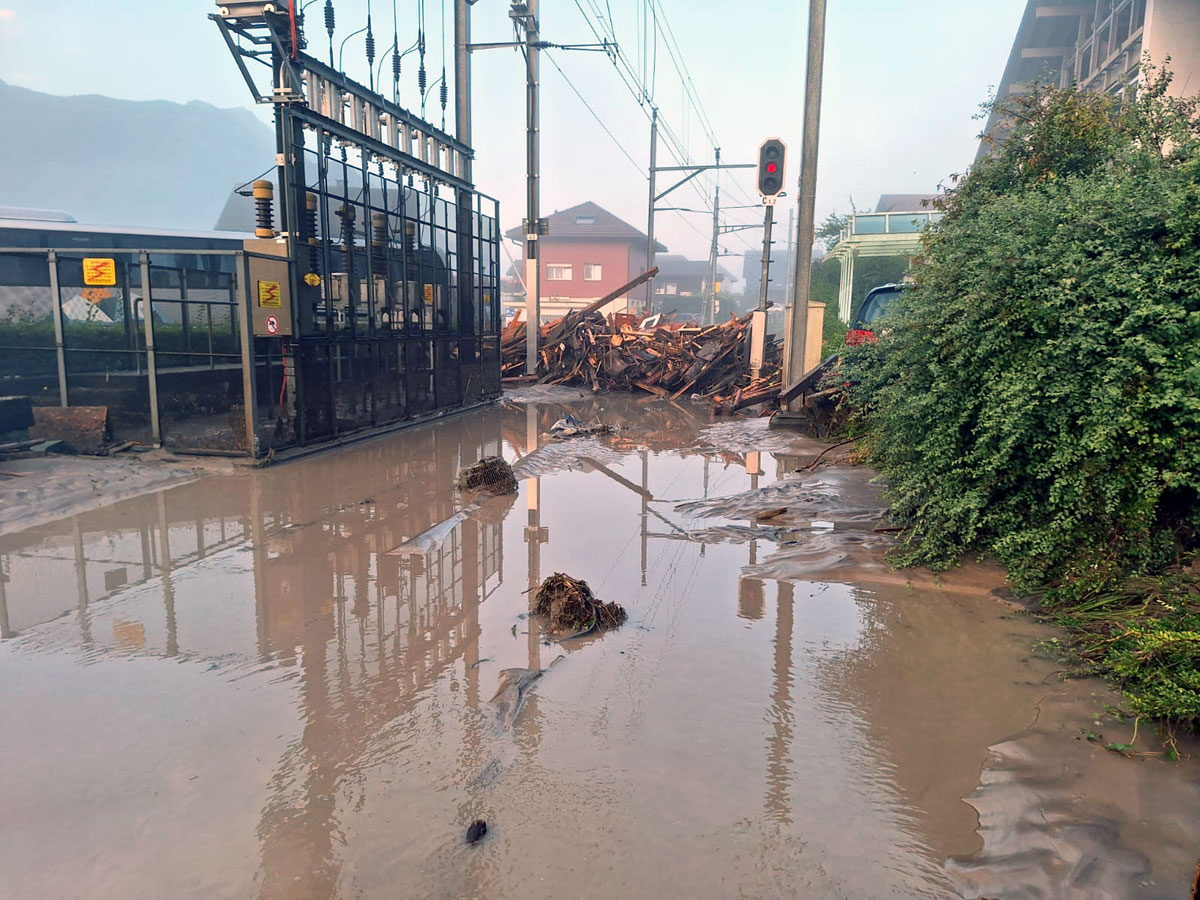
[783,0,827,406]
[705,149,721,326]
[523,0,541,375]
[783,206,795,302]
[645,106,659,315]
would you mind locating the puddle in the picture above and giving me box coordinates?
[0,395,1197,899]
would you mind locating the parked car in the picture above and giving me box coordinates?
[845,283,907,346]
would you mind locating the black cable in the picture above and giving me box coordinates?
[544,53,643,174]
[233,164,277,197]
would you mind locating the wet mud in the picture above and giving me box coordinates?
[0,393,1197,899]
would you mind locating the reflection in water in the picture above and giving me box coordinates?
[764,580,795,826]
[1,396,1198,899]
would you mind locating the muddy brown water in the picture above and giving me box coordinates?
[1,392,1198,899]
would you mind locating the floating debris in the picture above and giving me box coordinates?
[466,819,488,844]
[533,572,626,637]
[456,456,518,495]
[547,414,614,440]
[491,667,544,729]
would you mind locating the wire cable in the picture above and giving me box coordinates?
[544,53,646,176]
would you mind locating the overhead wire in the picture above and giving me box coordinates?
[544,53,646,176]
[566,0,759,253]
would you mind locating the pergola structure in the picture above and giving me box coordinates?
[825,210,942,321]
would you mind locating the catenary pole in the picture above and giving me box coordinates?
[523,0,541,375]
[644,106,658,314]
[706,149,720,325]
[454,0,475,345]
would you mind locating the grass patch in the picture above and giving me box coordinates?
[1035,570,1200,726]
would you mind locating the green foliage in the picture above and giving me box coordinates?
[837,70,1200,721]
[1046,573,1200,723]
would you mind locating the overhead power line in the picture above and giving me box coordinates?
[544,52,646,176]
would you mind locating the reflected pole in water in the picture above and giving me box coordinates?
[765,579,796,824]
[640,450,649,586]
[157,491,177,657]
[747,451,762,565]
[524,404,546,670]
[71,516,93,646]
[250,476,271,660]
[0,556,12,639]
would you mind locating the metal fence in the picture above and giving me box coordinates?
[0,218,501,456]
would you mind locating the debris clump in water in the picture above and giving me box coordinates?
[456,456,518,495]
[534,573,626,635]
[547,413,614,439]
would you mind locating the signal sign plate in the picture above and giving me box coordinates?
[83,258,117,286]
[257,280,282,308]
[265,314,279,335]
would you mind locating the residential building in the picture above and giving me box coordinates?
[505,201,665,320]
[650,255,736,320]
[982,0,1200,154]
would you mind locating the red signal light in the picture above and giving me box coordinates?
[766,162,777,173]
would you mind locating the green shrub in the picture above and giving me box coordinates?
[840,70,1200,600]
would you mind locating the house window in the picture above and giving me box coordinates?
[547,264,573,281]
[583,264,602,281]
[575,215,596,225]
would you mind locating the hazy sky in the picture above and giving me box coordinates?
[0,0,1024,260]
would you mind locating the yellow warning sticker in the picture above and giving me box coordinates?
[423,284,434,305]
[258,280,282,308]
[82,258,116,286]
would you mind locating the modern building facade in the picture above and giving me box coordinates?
[505,201,665,320]
[982,0,1200,152]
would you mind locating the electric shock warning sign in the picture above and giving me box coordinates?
[82,258,116,286]
[257,280,282,308]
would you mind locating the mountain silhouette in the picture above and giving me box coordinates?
[0,78,274,230]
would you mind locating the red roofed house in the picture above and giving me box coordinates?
[505,201,666,321]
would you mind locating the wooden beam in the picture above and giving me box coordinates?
[779,354,837,405]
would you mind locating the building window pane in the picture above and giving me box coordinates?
[853,214,886,235]
[575,215,595,225]
[547,264,573,281]
[583,264,602,281]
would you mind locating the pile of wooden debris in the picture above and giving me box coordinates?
[502,309,780,408]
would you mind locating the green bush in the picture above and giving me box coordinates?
[841,70,1200,600]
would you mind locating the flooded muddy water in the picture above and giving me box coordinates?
[1,392,1197,899]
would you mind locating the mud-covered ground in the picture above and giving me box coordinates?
[0,390,1197,899]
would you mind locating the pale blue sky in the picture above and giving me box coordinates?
[0,0,1025,259]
